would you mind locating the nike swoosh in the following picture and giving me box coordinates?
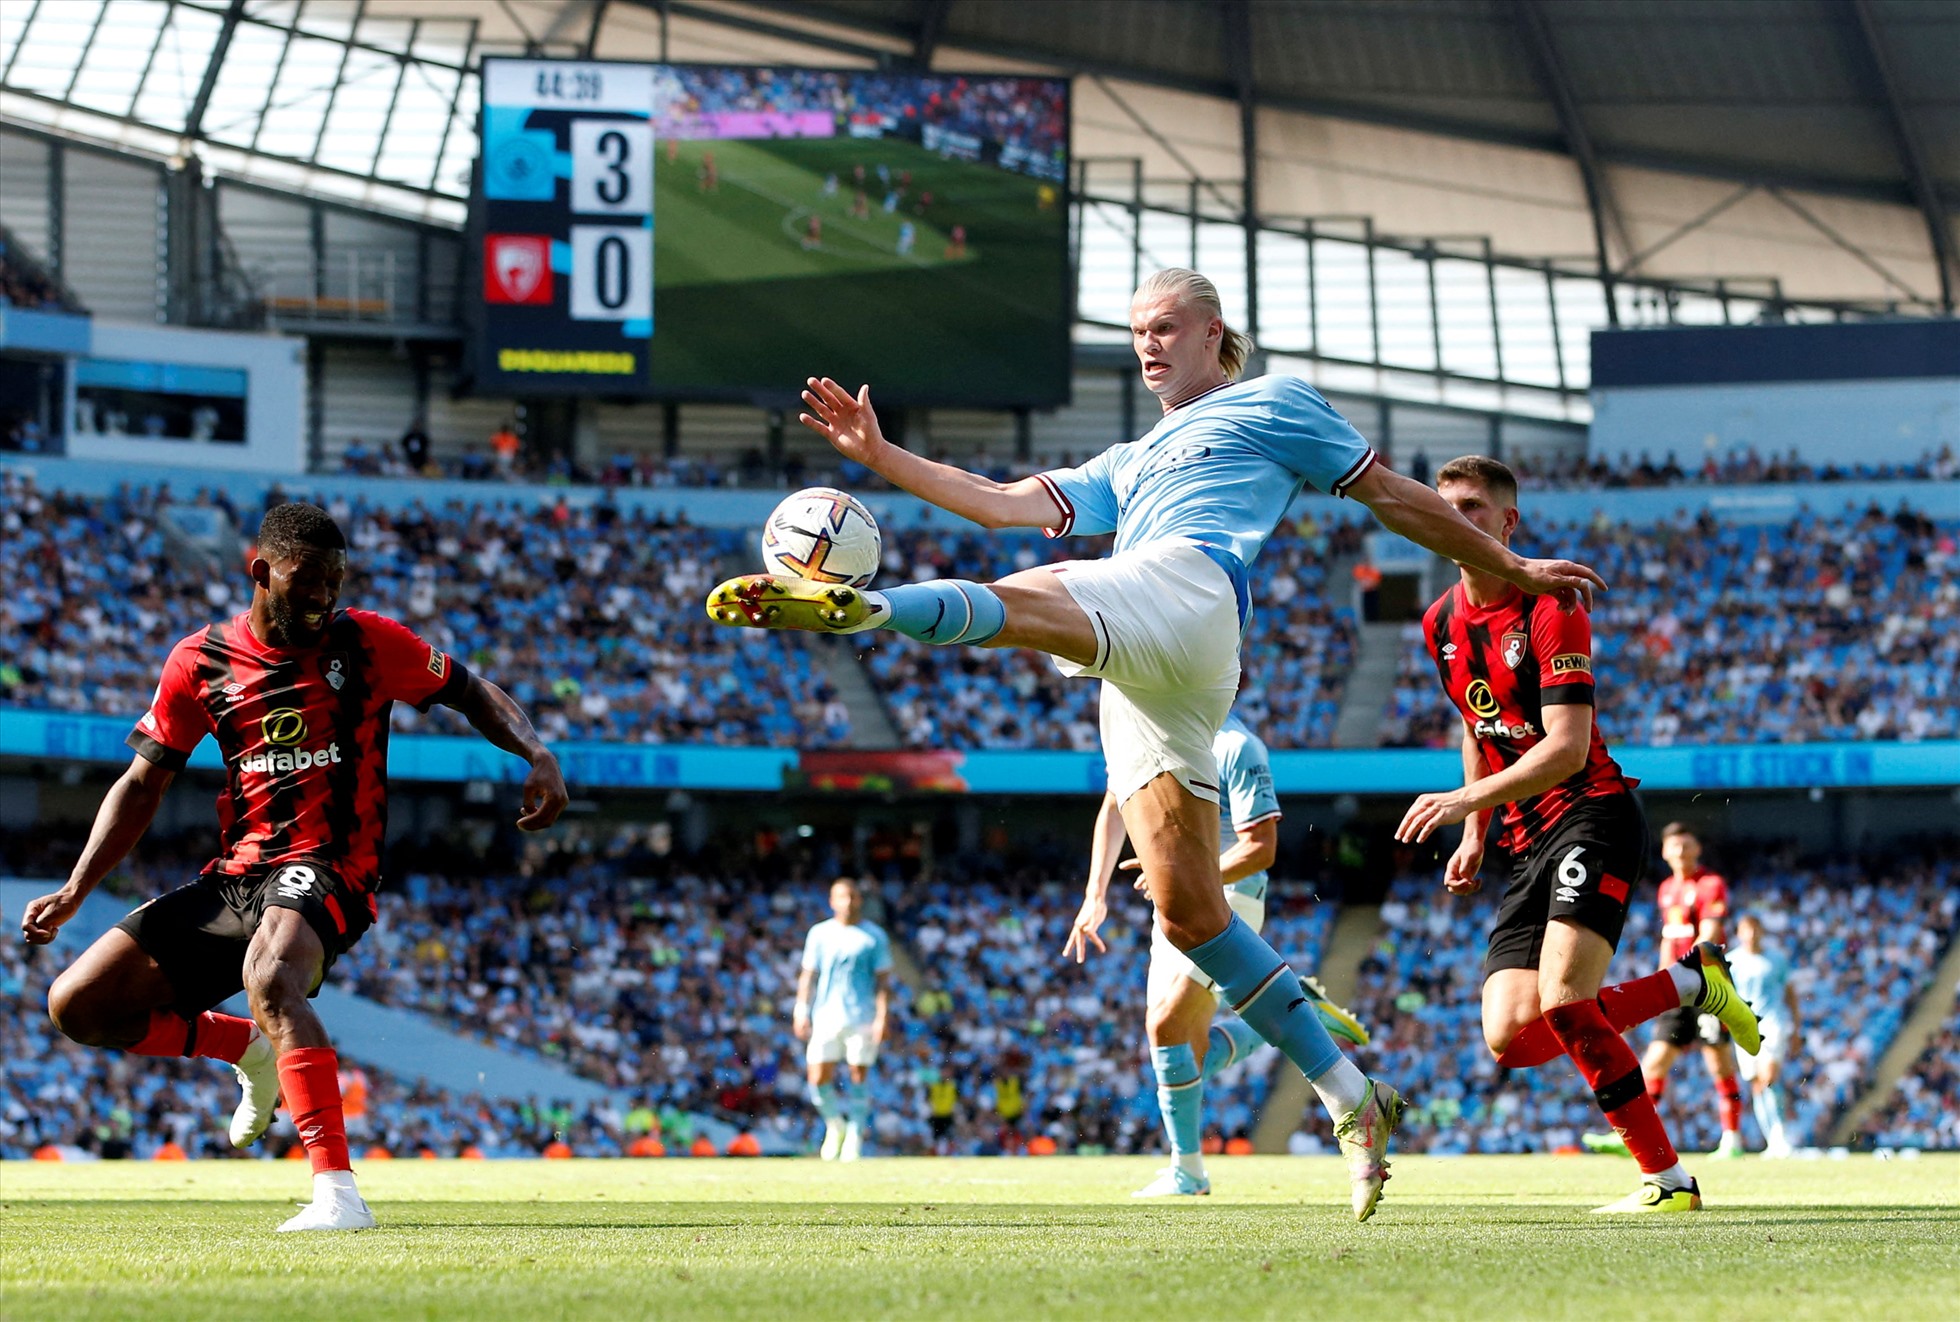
[922,601,946,639]
[1286,997,1308,1013]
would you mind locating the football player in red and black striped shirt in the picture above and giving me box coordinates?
[21,503,567,1231]
[1393,456,1758,1214]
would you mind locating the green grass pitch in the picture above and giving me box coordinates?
[647,138,1070,403]
[4,1155,1954,1320]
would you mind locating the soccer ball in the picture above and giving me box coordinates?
[761,487,881,588]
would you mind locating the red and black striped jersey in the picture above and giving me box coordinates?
[1656,869,1730,965]
[1421,583,1635,855]
[128,609,468,906]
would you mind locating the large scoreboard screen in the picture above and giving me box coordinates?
[473,60,1070,407]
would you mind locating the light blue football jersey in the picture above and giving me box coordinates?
[1217,713,1282,903]
[1729,946,1794,1028]
[801,917,891,1026]
[1035,374,1376,569]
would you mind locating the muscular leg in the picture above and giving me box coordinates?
[1642,1039,1682,1100]
[1538,919,1688,1186]
[47,929,178,1049]
[983,570,1098,665]
[247,908,353,1187]
[1126,774,1366,1122]
[243,907,328,1052]
[1706,1041,1744,1142]
[1142,975,1220,1181]
[1481,968,1543,1059]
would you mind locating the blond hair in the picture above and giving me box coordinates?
[1133,267,1255,380]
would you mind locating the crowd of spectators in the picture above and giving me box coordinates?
[1383,501,1960,747]
[1290,849,1959,1157]
[0,224,82,312]
[1857,1008,1960,1151]
[647,66,1065,170]
[866,513,1365,749]
[1,472,842,748]
[1507,444,1956,490]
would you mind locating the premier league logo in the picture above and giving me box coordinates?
[323,655,347,692]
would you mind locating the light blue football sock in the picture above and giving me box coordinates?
[811,1080,845,1122]
[865,580,1006,646]
[1203,1018,1266,1080]
[846,1087,871,1127]
[1185,916,1345,1083]
[1151,1043,1203,1157]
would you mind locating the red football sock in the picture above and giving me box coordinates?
[1717,1074,1744,1134]
[128,1011,257,1062]
[278,1046,351,1174]
[1546,999,1680,1176]
[1495,969,1685,1069]
[1647,1073,1667,1103]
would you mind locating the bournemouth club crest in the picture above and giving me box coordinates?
[1501,629,1527,670]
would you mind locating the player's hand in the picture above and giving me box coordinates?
[1396,790,1474,844]
[516,753,568,831]
[1444,838,1485,895]
[1511,556,1607,613]
[799,377,888,463]
[1119,857,1150,892]
[793,1007,811,1041]
[20,887,81,945]
[1062,892,1108,963]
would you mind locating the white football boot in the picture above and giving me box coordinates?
[839,1120,864,1162]
[819,1119,845,1160]
[228,1027,280,1149]
[277,1172,376,1233]
[1132,1165,1211,1198]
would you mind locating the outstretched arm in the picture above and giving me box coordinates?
[21,754,174,944]
[1347,464,1607,610]
[799,377,1061,529]
[445,673,568,831]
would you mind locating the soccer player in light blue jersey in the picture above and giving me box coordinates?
[1731,913,1801,1156]
[795,878,892,1161]
[1065,708,1368,1197]
[710,267,1606,1219]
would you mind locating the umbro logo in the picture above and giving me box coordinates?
[220,682,246,704]
[1441,643,1458,658]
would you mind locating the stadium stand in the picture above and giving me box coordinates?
[865,515,1363,749]
[1857,1009,1960,1151]
[0,471,844,748]
[1383,502,1960,747]
[1290,850,1959,1156]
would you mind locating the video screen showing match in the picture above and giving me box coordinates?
[477,62,1071,407]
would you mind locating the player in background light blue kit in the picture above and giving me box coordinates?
[795,878,892,1161]
[1730,913,1801,1156]
[1066,709,1369,1197]
[710,267,1605,1219]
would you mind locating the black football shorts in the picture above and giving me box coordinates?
[114,859,371,1016]
[1483,794,1649,978]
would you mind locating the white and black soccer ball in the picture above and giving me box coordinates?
[760,487,881,588]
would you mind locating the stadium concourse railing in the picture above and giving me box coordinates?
[3,707,1956,797]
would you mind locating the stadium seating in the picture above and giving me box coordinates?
[1288,852,1959,1156]
[0,472,841,748]
[866,515,1363,749]
[1382,503,1960,746]
[1857,1009,1960,1151]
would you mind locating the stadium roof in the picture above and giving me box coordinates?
[2,0,1954,307]
[767,0,1959,307]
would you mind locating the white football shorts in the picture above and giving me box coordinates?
[807,1015,880,1068]
[1148,887,1267,998]
[1738,1016,1789,1080]
[1046,540,1242,807]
